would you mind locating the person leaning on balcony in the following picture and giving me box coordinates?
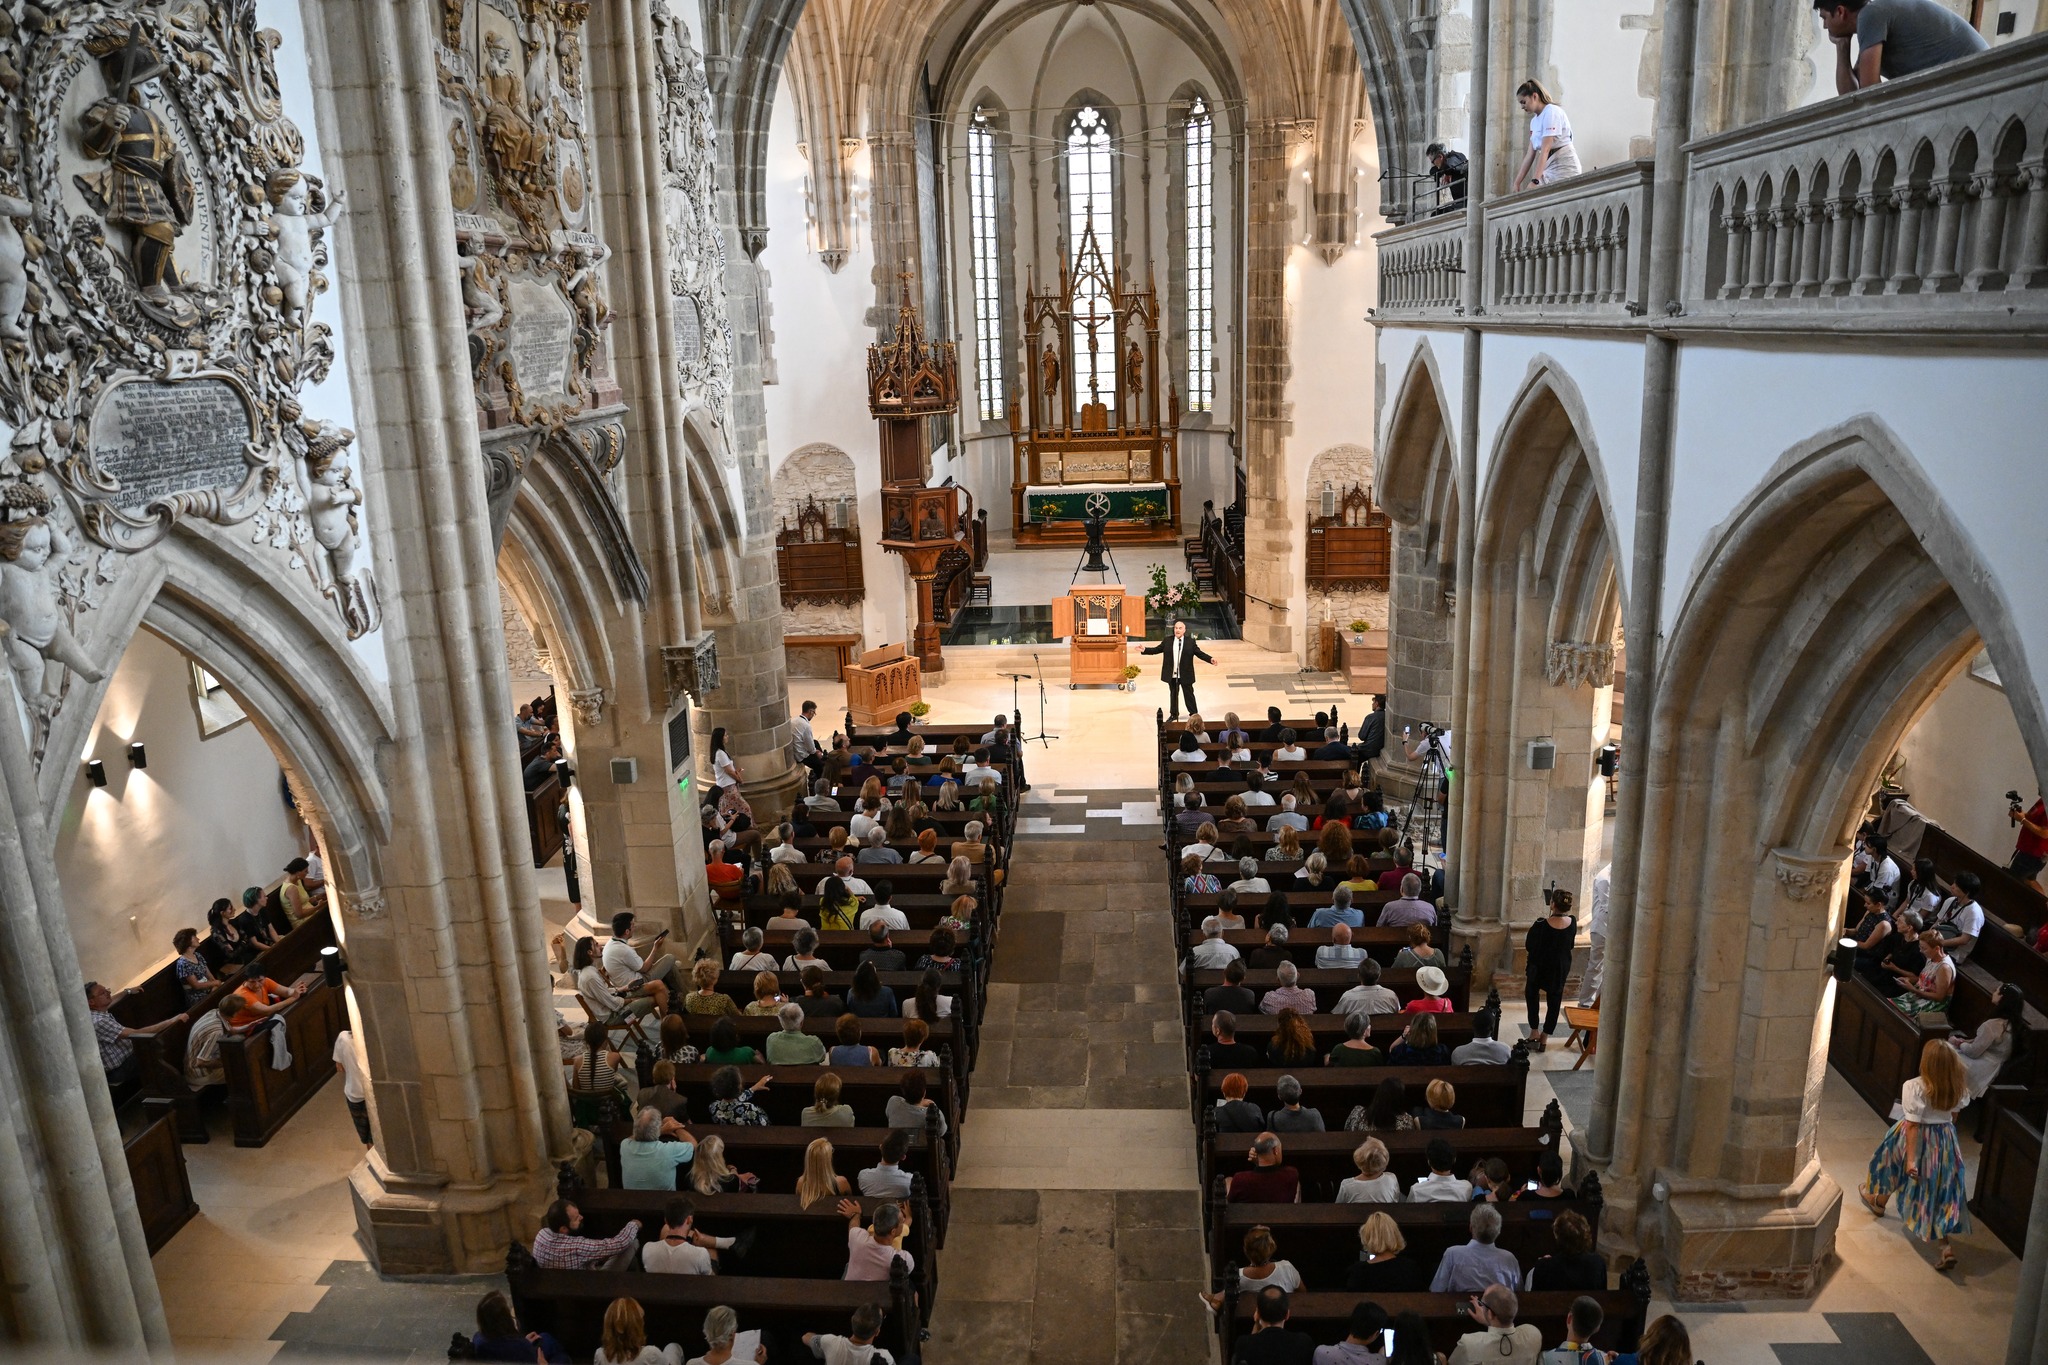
[1817,0,1985,93]
[1511,80,1580,191]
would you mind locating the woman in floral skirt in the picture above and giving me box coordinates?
[1861,1038,1969,1271]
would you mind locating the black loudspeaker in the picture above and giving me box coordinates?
[1082,517,1110,572]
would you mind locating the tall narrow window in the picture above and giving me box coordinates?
[1065,105,1116,412]
[1183,97,1214,411]
[967,109,1005,421]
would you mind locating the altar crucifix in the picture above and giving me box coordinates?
[1008,213,1181,545]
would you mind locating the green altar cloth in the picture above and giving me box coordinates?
[1024,485,1169,522]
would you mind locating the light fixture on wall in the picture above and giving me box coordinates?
[1833,938,1858,983]
[554,757,575,789]
[833,496,850,529]
[127,742,148,770]
[85,759,107,788]
[320,944,348,989]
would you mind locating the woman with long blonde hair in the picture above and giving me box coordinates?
[689,1132,740,1195]
[594,1297,680,1365]
[797,1136,852,1205]
[1862,1038,1970,1270]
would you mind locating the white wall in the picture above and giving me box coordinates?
[1894,660,2039,859]
[1545,0,1660,169]
[56,630,306,991]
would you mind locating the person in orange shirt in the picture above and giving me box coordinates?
[704,839,746,900]
[224,964,303,1029]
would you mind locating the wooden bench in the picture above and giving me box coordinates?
[1222,1285,1650,1363]
[1971,1083,2042,1256]
[663,1064,961,1172]
[1183,963,1476,1029]
[1195,1012,1482,1069]
[1188,926,1437,967]
[121,1097,197,1253]
[708,968,980,1058]
[1194,1058,1531,1131]
[1211,1189,1608,1291]
[661,1010,970,1109]
[562,1185,938,1318]
[1200,1114,1561,1208]
[508,1258,919,1362]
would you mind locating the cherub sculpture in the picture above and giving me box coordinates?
[260,170,345,328]
[0,191,34,342]
[0,512,102,710]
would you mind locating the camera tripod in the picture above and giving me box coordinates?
[1396,733,1451,862]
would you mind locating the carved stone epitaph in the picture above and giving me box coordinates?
[0,3,378,746]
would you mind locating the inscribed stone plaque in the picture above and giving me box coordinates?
[673,292,703,363]
[90,378,255,509]
[504,275,577,404]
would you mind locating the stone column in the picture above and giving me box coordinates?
[0,669,167,1348]
[1239,119,1298,655]
[302,0,573,1272]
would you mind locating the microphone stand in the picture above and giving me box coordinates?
[1027,651,1059,748]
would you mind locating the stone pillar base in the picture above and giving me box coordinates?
[1449,916,1505,990]
[350,1154,561,1275]
[1660,1164,1841,1301]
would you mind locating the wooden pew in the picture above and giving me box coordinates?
[1193,1057,1531,1131]
[1188,926,1434,967]
[130,912,341,1143]
[563,1186,938,1318]
[662,1010,969,1109]
[1195,1012,1481,1070]
[1970,1084,2042,1256]
[1200,1111,1562,1207]
[709,968,980,1059]
[1210,1188,1609,1292]
[664,1064,960,1172]
[1222,1284,1650,1363]
[779,862,1000,919]
[508,1257,920,1362]
[218,974,349,1146]
[121,1096,197,1253]
[1183,962,1476,1028]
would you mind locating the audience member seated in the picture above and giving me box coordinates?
[903,968,951,1021]
[829,1015,881,1067]
[798,967,847,1019]
[1265,1010,1319,1068]
[1232,1285,1317,1365]
[1242,924,1289,970]
[1268,1075,1326,1133]
[1888,928,1955,1015]
[594,1296,681,1365]
[856,1129,916,1198]
[1407,1138,1472,1200]
[690,1134,755,1195]
[729,928,778,973]
[796,1137,855,1208]
[533,1199,641,1270]
[639,1062,690,1124]
[887,1070,947,1136]
[685,959,740,1017]
[1404,965,1453,1014]
[1378,875,1436,929]
[170,928,223,1008]
[1307,886,1362,931]
[1312,923,1367,972]
[1201,1225,1304,1313]
[1345,1211,1431,1293]
[1433,1203,1521,1292]
[780,926,826,973]
[1452,1008,1512,1065]
[1228,1132,1303,1202]
[1448,1285,1542,1365]
[1539,1295,1609,1365]
[642,1196,739,1273]
[802,1302,893,1365]
[1254,961,1312,1016]
[1313,1302,1389,1365]
[705,1017,763,1066]
[87,981,187,1086]
[1323,1012,1383,1068]
[205,896,266,966]
[1512,1151,1570,1202]
[1389,1014,1452,1067]
[578,936,661,1021]
[1343,1077,1415,1133]
[1216,1072,1267,1133]
[847,963,900,1021]
[1337,1137,1401,1203]
[705,843,746,900]
[1294,854,1336,895]
[817,877,861,933]
[1186,853,1224,896]
[1335,960,1401,1017]
[659,1014,700,1067]
[1391,924,1445,971]
[1376,843,1418,892]
[566,1019,632,1126]
[689,1305,765,1365]
[802,1072,857,1128]
[1191,919,1243,972]
[1527,1208,1605,1292]
[1206,962,1260,1017]
[1860,908,1926,994]
[470,1290,570,1363]
[707,1067,771,1127]
[760,1003,824,1064]
[1228,853,1270,893]
[621,1106,698,1190]
[1470,1158,1513,1204]
[182,1003,234,1090]
[840,1197,916,1283]
[1266,794,1310,834]
[1626,1314,1693,1365]
[886,1019,938,1068]
[1413,1078,1464,1130]
[743,973,787,1019]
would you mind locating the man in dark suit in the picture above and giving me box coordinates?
[1356,693,1387,777]
[1142,618,1214,720]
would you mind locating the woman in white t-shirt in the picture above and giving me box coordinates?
[1860,1039,1970,1272]
[1199,1225,1303,1310]
[1336,1137,1402,1203]
[709,726,740,789]
[1513,79,1581,190]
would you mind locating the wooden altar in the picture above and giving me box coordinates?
[1051,586,1143,689]
[1010,217,1181,546]
[845,644,923,725]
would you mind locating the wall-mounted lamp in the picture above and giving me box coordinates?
[320,944,347,989]
[554,757,575,789]
[85,759,107,788]
[1833,937,1858,983]
[127,742,148,770]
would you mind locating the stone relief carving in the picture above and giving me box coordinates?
[650,0,733,419]
[661,634,720,706]
[1770,848,1842,903]
[567,687,604,727]
[0,4,378,752]
[1545,641,1616,689]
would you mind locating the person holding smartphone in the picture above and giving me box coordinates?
[602,910,678,1001]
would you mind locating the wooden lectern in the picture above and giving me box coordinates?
[844,644,924,725]
[1051,586,1144,689]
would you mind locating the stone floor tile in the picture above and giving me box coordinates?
[1114,1226,1208,1282]
[924,1299,1035,1364]
[933,1219,1042,1302]
[1115,1189,1205,1230]
[1116,1306,1220,1365]
[945,1187,1041,1224]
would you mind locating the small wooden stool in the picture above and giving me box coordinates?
[1562,1002,1600,1071]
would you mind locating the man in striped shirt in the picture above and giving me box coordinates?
[530,1199,641,1270]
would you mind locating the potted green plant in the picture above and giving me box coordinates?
[1121,664,1141,692]
[908,701,931,722]
[1349,618,1372,644]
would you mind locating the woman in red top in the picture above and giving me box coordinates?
[1402,964,1454,1013]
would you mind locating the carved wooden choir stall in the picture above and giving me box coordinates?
[1052,586,1143,689]
[868,282,974,671]
[1009,216,1181,545]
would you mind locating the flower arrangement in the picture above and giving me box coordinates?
[908,701,931,719]
[1350,619,1373,634]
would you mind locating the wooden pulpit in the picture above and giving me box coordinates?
[844,643,924,725]
[1051,586,1143,689]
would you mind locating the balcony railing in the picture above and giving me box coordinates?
[1487,161,1654,315]
[1682,33,2048,314]
[1373,34,2048,328]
